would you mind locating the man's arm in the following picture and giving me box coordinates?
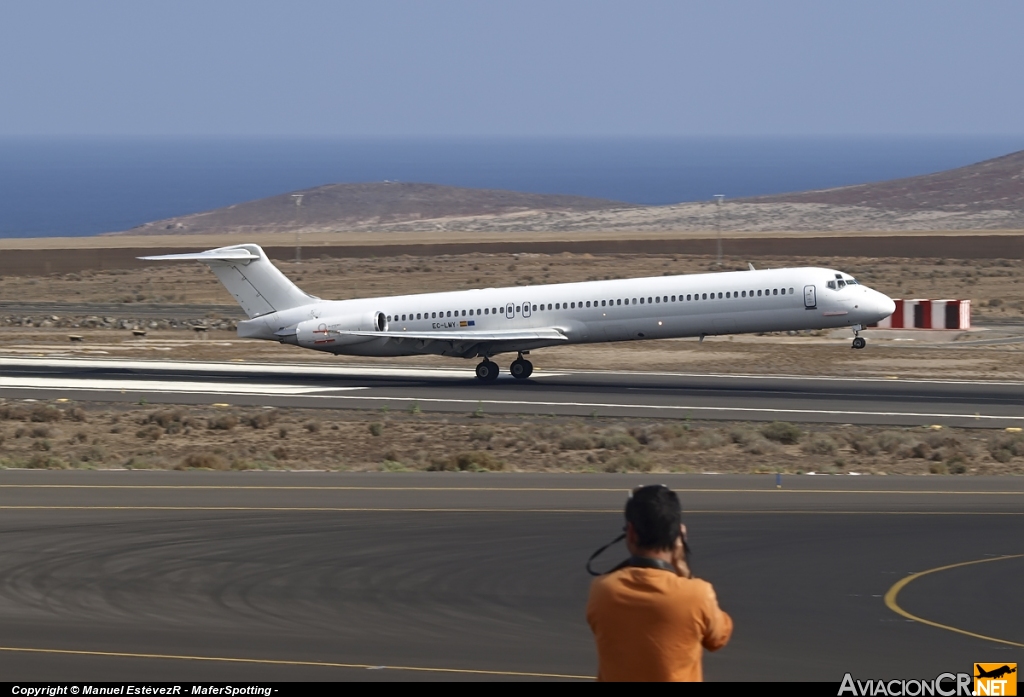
[701,584,733,652]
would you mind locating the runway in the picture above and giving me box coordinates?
[1,356,1023,427]
[0,472,1020,681]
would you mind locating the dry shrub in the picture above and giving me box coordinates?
[694,429,727,450]
[652,423,691,441]
[560,434,595,450]
[27,453,65,469]
[603,452,652,473]
[597,431,640,451]
[30,405,63,423]
[368,422,384,437]
[179,452,229,470]
[208,415,238,431]
[78,445,107,463]
[728,426,758,446]
[988,432,1024,462]
[30,424,52,438]
[428,451,504,471]
[303,421,320,433]
[65,407,88,422]
[270,445,289,460]
[761,422,802,444]
[136,425,163,441]
[801,435,838,456]
[910,442,932,459]
[30,405,62,423]
[877,431,914,454]
[278,426,289,439]
[849,431,880,456]
[744,436,781,455]
[469,427,494,442]
[247,411,278,429]
[628,426,653,445]
[147,408,189,430]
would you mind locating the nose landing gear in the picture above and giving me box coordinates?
[851,324,866,350]
[510,352,534,380]
[475,359,499,381]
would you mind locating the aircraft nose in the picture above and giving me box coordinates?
[878,293,896,319]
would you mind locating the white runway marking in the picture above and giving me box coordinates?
[556,368,1024,387]
[0,376,364,396]
[0,355,1014,386]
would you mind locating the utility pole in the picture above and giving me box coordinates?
[713,194,725,265]
[291,194,304,264]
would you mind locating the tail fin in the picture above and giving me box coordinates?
[139,244,316,318]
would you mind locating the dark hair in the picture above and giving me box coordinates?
[624,485,681,551]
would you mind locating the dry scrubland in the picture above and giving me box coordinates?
[3,251,1023,315]
[2,401,1024,475]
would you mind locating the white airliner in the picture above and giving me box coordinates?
[142,244,895,381]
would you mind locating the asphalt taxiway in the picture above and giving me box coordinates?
[1,356,1023,427]
[0,472,1021,681]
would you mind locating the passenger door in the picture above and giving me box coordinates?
[803,285,816,309]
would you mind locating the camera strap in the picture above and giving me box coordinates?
[586,532,625,576]
[586,534,679,576]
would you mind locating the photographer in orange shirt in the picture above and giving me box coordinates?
[586,485,733,682]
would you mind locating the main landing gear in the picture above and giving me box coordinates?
[475,353,534,381]
[510,353,534,380]
[475,359,499,382]
[851,324,866,350]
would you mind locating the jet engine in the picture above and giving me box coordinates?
[290,311,388,349]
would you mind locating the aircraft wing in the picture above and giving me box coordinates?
[278,325,568,357]
[337,328,568,343]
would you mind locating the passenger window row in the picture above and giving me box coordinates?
[385,288,797,323]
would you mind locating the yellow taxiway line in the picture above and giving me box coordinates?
[884,554,1024,648]
[0,645,591,680]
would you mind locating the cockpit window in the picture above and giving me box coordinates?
[826,281,836,290]
[846,279,858,285]
[837,280,846,289]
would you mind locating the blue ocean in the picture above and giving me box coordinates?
[0,136,1021,238]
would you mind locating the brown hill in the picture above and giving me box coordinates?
[116,182,636,236]
[745,149,1024,211]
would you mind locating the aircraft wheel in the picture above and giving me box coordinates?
[852,337,866,350]
[510,358,533,380]
[476,360,499,381]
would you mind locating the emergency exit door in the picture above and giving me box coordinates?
[803,285,816,309]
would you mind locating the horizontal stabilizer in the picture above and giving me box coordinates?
[138,244,314,319]
[138,249,259,262]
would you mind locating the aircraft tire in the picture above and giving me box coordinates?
[510,358,533,380]
[852,337,866,350]
[476,360,499,381]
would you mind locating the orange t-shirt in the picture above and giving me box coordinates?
[586,567,733,682]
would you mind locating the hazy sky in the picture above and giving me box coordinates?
[2,0,1022,137]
